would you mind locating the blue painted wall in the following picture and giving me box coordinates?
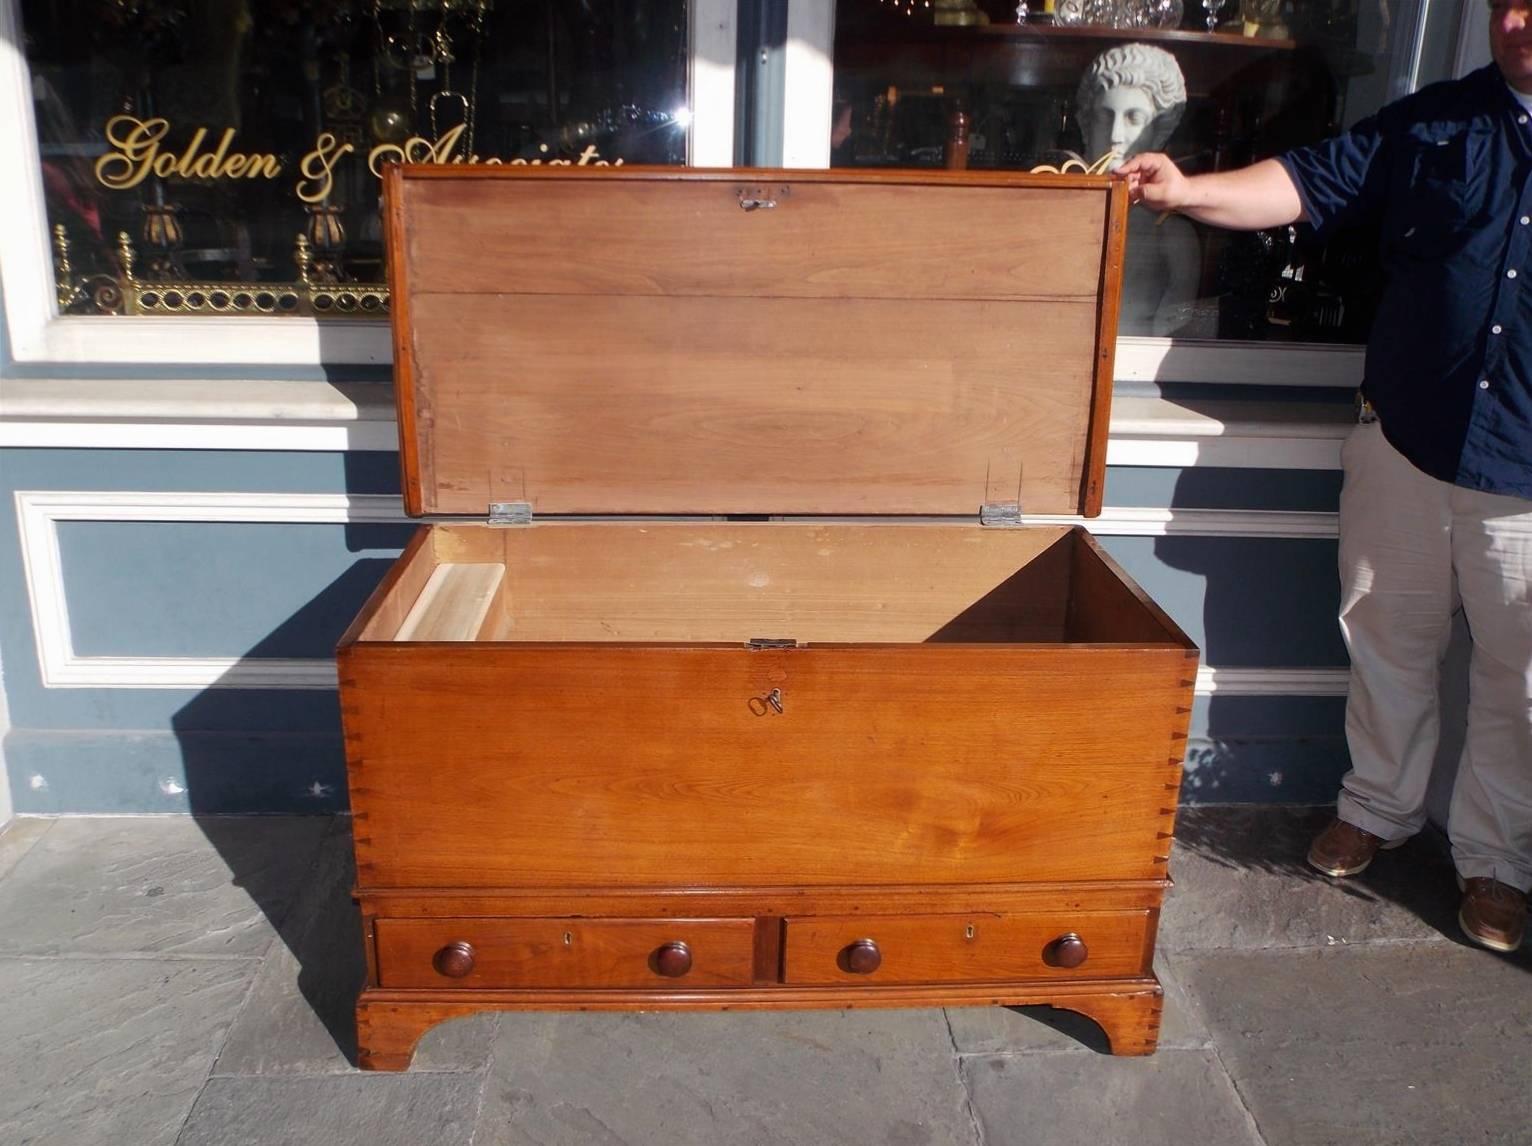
[0,446,1351,813]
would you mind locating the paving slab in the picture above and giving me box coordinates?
[1180,943,1532,1146]
[0,816,329,957]
[0,957,253,1146]
[478,1009,975,1145]
[0,817,52,882]
[175,1074,484,1146]
[944,957,1210,1055]
[214,821,494,1074]
[1164,806,1461,952]
[961,1050,1264,1146]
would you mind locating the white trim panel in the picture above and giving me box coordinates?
[16,489,1340,691]
[0,422,400,452]
[29,659,1354,696]
[1105,438,1343,470]
[1,423,1344,465]
[15,491,405,690]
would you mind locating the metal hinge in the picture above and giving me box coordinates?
[488,501,533,525]
[747,637,798,650]
[980,501,1023,527]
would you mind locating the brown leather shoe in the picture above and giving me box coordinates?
[1459,877,1528,953]
[1306,817,1407,877]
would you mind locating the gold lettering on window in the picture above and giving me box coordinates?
[95,116,284,191]
[94,116,623,200]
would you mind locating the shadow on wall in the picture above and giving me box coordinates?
[174,448,413,1067]
[1153,465,1352,805]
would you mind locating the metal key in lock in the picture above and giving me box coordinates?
[749,687,784,716]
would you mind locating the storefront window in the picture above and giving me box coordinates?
[831,1,1455,344]
[24,0,689,319]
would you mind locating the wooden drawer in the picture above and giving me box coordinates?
[782,912,1152,986]
[375,918,756,990]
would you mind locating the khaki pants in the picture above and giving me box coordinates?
[1336,421,1532,892]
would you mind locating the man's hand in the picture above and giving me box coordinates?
[1117,153,1192,213]
[1114,155,1306,232]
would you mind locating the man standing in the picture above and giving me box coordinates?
[1119,2,1532,953]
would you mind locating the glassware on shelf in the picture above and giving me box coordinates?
[1056,0,1178,26]
[1114,0,1147,25]
[1053,0,1085,24]
[1203,0,1226,32]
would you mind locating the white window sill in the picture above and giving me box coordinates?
[0,378,1354,467]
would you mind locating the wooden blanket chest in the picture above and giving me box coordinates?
[338,165,1198,1070]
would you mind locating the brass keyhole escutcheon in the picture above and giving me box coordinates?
[749,688,784,717]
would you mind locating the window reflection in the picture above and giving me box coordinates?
[25,0,689,318]
[831,0,1425,343]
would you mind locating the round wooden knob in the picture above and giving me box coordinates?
[844,938,882,975]
[1049,933,1089,969]
[653,941,693,978]
[432,940,476,978]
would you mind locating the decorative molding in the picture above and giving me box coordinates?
[0,421,399,452]
[17,490,405,524]
[1113,338,1363,389]
[15,489,1341,693]
[1196,667,1349,697]
[1025,507,1338,539]
[2,380,1356,465]
[0,422,1347,467]
[1105,437,1343,470]
[43,656,340,691]
[15,491,405,690]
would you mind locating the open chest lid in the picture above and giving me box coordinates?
[385,166,1126,519]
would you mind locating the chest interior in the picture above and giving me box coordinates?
[356,521,1180,647]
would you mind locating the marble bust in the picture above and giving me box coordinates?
[1075,44,1187,172]
[1076,44,1204,337]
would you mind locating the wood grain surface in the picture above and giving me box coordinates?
[399,176,1106,301]
[344,525,434,645]
[353,979,1164,1069]
[409,293,1096,516]
[374,917,756,989]
[385,167,1122,519]
[781,910,1151,985]
[394,563,505,642]
[351,882,1169,918]
[341,642,1191,889]
[412,522,1077,644]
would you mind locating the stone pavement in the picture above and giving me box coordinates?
[0,808,1527,1146]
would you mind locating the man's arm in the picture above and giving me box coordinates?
[1115,155,1306,232]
